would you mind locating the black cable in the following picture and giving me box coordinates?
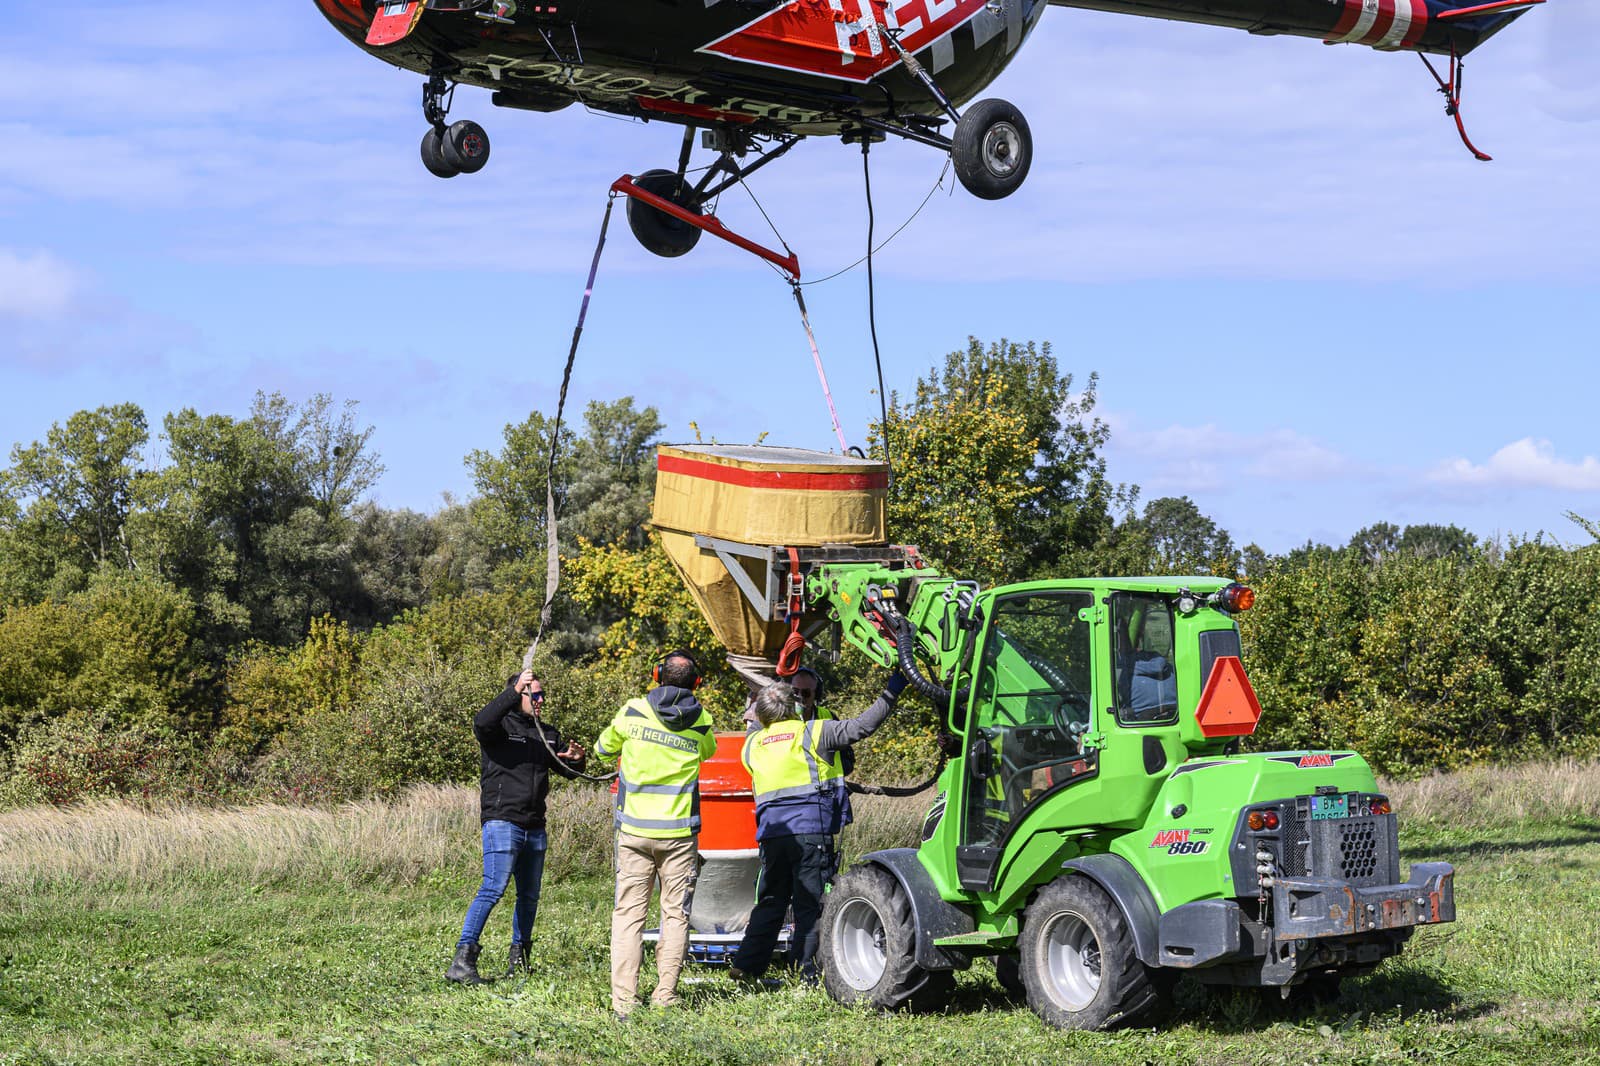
[862,141,892,487]
[801,159,948,287]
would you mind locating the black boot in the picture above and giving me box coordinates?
[504,943,529,978]
[445,943,484,985]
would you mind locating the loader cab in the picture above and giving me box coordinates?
[941,578,1244,893]
[949,585,1098,886]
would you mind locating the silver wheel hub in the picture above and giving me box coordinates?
[982,122,1022,177]
[834,898,888,991]
[1043,911,1102,1011]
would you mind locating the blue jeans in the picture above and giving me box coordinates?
[457,821,547,949]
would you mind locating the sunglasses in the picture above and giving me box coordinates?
[526,690,545,702]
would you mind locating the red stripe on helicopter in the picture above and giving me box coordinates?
[1359,0,1398,44]
[635,96,760,124]
[315,0,368,30]
[699,0,991,84]
[1325,0,1366,41]
[1400,0,1430,47]
[1327,0,1428,47]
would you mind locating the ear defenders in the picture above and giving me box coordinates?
[652,650,703,689]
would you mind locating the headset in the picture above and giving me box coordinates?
[791,666,823,702]
[652,649,702,689]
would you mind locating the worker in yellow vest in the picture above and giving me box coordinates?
[789,666,853,873]
[730,671,906,981]
[594,650,718,1020]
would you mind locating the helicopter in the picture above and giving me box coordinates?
[314,0,1543,259]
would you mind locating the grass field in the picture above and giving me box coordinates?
[3,763,1599,1065]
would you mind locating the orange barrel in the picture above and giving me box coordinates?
[689,732,761,934]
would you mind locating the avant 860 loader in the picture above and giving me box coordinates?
[795,557,1455,1030]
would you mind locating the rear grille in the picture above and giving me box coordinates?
[1309,815,1397,887]
[1234,795,1403,893]
[1334,819,1380,880]
[1280,801,1309,877]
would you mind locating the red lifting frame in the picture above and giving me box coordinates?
[610,175,801,281]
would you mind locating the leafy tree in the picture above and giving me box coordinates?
[466,410,564,572]
[251,391,384,526]
[1397,523,1478,560]
[342,504,453,626]
[466,397,663,569]
[565,535,743,724]
[1138,495,1239,576]
[561,399,664,550]
[871,338,1126,585]
[133,407,308,649]
[1348,522,1476,566]
[0,404,149,599]
[125,394,390,651]
[1348,522,1402,566]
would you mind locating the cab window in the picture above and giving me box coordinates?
[1111,592,1178,725]
[964,590,1093,847]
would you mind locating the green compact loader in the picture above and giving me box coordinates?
[786,554,1455,1030]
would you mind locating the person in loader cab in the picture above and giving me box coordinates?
[595,650,718,1020]
[729,670,906,983]
[446,669,587,985]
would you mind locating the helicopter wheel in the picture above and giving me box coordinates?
[441,120,491,174]
[626,169,704,258]
[421,127,460,179]
[952,98,1032,200]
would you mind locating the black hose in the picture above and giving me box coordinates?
[892,613,948,703]
[889,612,969,709]
[846,758,945,798]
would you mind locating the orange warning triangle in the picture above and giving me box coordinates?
[1194,656,1263,738]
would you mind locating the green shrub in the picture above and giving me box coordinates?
[0,569,208,746]
[2,711,227,806]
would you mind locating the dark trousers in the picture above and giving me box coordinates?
[732,832,833,978]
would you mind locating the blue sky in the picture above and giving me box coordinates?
[2,2,1596,554]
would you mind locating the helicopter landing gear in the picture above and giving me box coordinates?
[625,127,802,259]
[952,99,1032,201]
[418,72,492,179]
[869,26,1033,200]
[625,169,704,258]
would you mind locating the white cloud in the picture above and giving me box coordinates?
[1430,438,1600,492]
[1113,422,1354,484]
[0,248,78,319]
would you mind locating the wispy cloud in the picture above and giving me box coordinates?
[0,248,78,319]
[1430,438,1600,492]
[1111,421,1356,489]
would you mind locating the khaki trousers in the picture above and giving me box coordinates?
[610,831,699,1014]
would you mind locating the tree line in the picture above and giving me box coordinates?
[2,339,1596,806]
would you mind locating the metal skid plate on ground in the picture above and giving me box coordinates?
[643,927,792,965]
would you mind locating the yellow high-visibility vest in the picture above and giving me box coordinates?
[596,697,715,839]
[742,717,845,813]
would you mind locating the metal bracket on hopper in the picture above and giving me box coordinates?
[690,535,923,623]
[694,535,787,622]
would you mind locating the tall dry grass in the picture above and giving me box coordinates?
[1384,757,1600,829]
[0,782,926,890]
[5,759,1591,891]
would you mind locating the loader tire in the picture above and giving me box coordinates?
[1018,876,1158,1030]
[819,863,952,1013]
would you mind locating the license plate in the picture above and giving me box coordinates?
[1310,794,1350,820]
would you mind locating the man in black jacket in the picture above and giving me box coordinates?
[446,669,587,984]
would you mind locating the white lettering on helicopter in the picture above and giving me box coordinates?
[700,0,994,83]
[453,53,827,124]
